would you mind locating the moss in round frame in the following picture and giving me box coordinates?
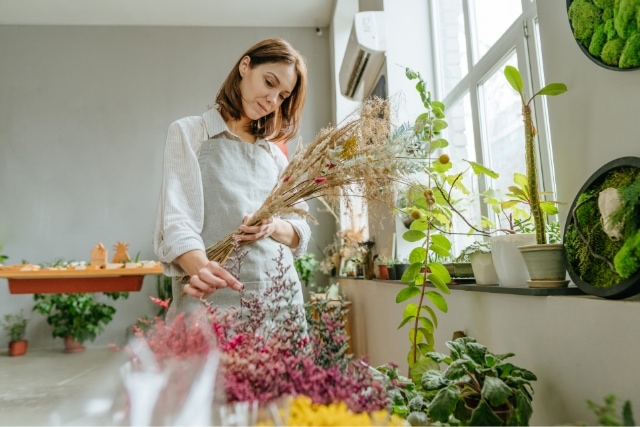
[564,157,640,299]
[566,0,640,70]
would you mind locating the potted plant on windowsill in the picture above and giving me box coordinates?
[456,240,499,285]
[504,65,568,288]
[33,292,129,353]
[1,311,28,357]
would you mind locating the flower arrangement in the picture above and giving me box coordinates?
[180,97,422,285]
[120,249,391,424]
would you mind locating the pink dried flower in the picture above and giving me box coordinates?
[150,296,171,309]
[314,176,327,184]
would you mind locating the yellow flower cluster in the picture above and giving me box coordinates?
[339,135,358,160]
[259,396,404,426]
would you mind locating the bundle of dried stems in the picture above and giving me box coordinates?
[180,97,420,286]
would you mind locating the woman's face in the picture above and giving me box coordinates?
[238,57,297,121]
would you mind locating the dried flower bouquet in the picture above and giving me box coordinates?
[190,97,420,281]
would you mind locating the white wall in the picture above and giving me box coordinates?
[0,25,333,348]
[342,278,640,426]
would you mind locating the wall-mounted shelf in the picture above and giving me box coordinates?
[0,266,164,294]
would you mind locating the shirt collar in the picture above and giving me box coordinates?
[202,108,270,148]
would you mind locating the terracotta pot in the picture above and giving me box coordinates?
[378,265,389,280]
[8,340,28,357]
[63,336,86,353]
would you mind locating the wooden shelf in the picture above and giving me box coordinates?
[0,265,164,294]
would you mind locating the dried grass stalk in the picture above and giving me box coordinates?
[180,97,420,286]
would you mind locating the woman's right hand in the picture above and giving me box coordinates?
[177,250,243,298]
[183,260,244,298]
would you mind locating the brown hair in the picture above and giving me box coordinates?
[216,38,308,142]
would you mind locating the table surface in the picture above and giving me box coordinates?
[0,265,164,279]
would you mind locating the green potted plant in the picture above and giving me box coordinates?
[394,68,498,386]
[294,252,320,289]
[1,311,28,357]
[503,65,568,288]
[33,292,128,353]
[421,336,537,426]
[456,240,499,285]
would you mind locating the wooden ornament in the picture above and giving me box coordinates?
[90,243,108,268]
[112,242,131,263]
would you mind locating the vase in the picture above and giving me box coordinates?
[378,265,389,280]
[490,234,536,287]
[469,253,499,285]
[8,340,28,357]
[518,243,569,288]
[63,336,86,353]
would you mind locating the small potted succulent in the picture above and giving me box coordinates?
[1,311,29,357]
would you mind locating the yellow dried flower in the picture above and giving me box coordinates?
[340,135,358,160]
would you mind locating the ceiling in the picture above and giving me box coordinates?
[0,0,334,27]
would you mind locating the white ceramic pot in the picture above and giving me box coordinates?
[469,252,499,285]
[490,234,536,287]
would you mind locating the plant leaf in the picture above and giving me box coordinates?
[426,291,448,312]
[397,286,421,303]
[536,82,567,97]
[431,234,452,250]
[504,65,524,96]
[404,229,426,242]
[515,389,533,425]
[409,247,427,264]
[410,358,440,389]
[469,398,504,426]
[428,262,452,283]
[428,384,460,422]
[467,160,499,179]
[482,376,512,407]
[466,342,488,365]
[421,369,448,391]
[443,359,468,381]
[428,272,450,293]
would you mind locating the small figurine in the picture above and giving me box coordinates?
[112,241,131,263]
[90,243,108,268]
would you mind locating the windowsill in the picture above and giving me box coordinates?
[345,277,586,296]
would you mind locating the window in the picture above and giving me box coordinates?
[430,0,556,252]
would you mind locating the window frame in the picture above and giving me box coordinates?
[429,0,558,231]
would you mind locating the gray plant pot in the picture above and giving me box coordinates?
[518,243,568,288]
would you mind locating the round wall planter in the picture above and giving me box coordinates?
[564,156,640,299]
[566,0,640,71]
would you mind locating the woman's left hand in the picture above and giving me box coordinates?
[235,215,276,245]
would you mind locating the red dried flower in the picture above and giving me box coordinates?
[314,176,327,184]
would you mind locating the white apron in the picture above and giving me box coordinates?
[171,136,305,316]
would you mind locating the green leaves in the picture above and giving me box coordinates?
[429,385,460,423]
[535,82,568,97]
[504,65,524,99]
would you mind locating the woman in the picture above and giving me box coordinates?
[153,38,310,315]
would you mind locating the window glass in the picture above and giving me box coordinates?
[469,0,522,63]
[443,93,480,254]
[478,52,525,207]
[434,0,468,97]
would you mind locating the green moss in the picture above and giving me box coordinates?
[589,23,608,56]
[613,230,640,278]
[565,168,640,288]
[614,0,640,39]
[569,0,640,68]
[601,37,626,65]
[569,0,604,44]
[594,0,615,8]
[620,33,640,67]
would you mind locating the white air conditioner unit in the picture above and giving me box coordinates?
[339,11,386,101]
